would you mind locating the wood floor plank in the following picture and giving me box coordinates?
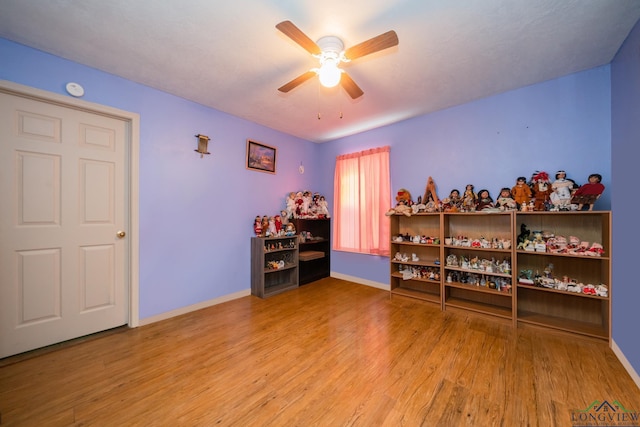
[1,277,639,426]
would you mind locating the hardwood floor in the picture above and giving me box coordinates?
[1,277,639,426]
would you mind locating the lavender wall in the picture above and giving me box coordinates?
[0,38,321,319]
[322,66,612,284]
[611,19,640,377]
[3,37,634,380]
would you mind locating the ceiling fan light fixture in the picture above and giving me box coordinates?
[318,58,342,88]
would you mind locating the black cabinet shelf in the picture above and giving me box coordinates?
[293,219,331,285]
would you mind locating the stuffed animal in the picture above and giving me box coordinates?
[385,188,413,217]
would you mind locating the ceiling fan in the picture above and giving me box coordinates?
[276,20,399,99]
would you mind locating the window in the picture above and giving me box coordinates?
[333,146,391,256]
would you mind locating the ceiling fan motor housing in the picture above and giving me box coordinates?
[316,35,345,63]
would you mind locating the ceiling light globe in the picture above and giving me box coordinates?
[318,61,341,88]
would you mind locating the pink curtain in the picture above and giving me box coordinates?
[333,146,390,256]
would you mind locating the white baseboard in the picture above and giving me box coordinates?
[611,339,640,390]
[138,289,251,326]
[330,271,390,291]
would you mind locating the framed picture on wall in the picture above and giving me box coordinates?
[246,139,277,174]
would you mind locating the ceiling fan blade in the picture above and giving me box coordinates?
[340,72,364,99]
[278,70,317,93]
[343,30,399,61]
[276,20,322,56]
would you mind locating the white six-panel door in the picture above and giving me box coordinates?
[0,89,130,358]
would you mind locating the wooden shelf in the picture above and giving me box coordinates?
[251,236,299,298]
[263,281,299,298]
[445,281,512,296]
[387,211,611,340]
[443,266,512,279]
[391,286,440,304]
[517,310,608,339]
[264,263,297,273]
[516,284,608,300]
[515,249,610,261]
[444,297,512,319]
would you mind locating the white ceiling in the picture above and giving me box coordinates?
[1,1,639,143]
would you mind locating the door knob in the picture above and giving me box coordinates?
[116,230,126,238]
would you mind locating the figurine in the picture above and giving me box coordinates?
[495,187,517,211]
[462,184,477,211]
[550,170,577,210]
[517,223,531,247]
[422,176,440,208]
[571,173,605,211]
[511,176,532,209]
[475,189,494,211]
[531,171,552,211]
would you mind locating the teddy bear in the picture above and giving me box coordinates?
[385,188,413,217]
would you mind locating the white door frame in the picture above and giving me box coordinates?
[0,80,140,328]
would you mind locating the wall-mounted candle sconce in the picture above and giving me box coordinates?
[195,134,210,158]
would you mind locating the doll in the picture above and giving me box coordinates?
[274,214,283,234]
[462,184,477,211]
[294,191,304,218]
[267,216,277,236]
[475,189,495,211]
[280,210,289,225]
[285,192,297,219]
[531,171,552,211]
[550,170,576,210]
[253,215,263,236]
[511,176,532,209]
[495,187,517,211]
[571,173,605,211]
[442,189,462,212]
[317,195,330,218]
[302,190,313,217]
